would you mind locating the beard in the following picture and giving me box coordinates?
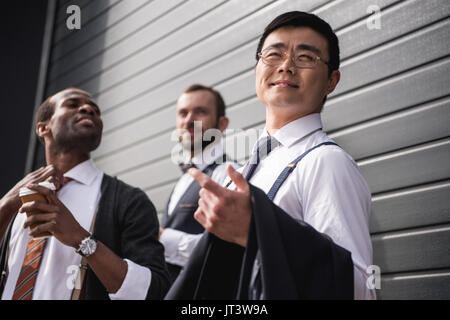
[179,119,219,154]
[53,123,102,154]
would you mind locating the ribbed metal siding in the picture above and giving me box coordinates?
[44,0,450,299]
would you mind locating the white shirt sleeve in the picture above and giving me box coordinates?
[299,147,375,300]
[108,259,151,300]
[160,228,203,266]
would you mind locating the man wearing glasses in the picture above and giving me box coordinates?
[166,11,375,300]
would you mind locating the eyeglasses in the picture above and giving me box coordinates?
[258,47,332,69]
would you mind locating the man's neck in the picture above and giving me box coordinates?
[45,147,90,174]
[265,107,318,136]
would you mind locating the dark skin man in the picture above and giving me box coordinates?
[0,88,127,293]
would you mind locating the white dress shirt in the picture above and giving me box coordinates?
[2,159,151,300]
[228,113,376,300]
[161,142,239,267]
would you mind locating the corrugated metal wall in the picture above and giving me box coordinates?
[43,0,450,299]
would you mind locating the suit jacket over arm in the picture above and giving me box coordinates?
[165,184,353,300]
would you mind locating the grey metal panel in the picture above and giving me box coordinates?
[70,0,276,100]
[49,0,191,82]
[372,225,450,273]
[333,18,450,96]
[316,0,400,31]
[378,269,450,300]
[337,0,450,59]
[96,130,175,175]
[52,0,121,47]
[145,181,176,213]
[54,0,92,26]
[370,180,450,233]
[118,156,180,192]
[330,96,450,160]
[323,57,450,132]
[49,0,150,66]
[359,138,450,194]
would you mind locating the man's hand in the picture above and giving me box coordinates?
[19,184,89,248]
[159,227,164,239]
[20,185,129,294]
[0,165,63,215]
[190,165,252,247]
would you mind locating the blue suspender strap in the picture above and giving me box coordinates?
[266,142,339,201]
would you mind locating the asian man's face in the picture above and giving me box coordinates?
[255,26,340,118]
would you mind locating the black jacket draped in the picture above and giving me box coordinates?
[165,184,354,300]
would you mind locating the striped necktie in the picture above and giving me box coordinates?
[11,238,47,300]
[242,135,279,180]
[11,177,72,299]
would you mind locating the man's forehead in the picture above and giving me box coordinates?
[263,26,328,53]
[177,90,215,109]
[51,89,93,104]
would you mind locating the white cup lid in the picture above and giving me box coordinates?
[19,181,56,197]
[19,187,37,197]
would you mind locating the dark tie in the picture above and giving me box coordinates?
[178,162,197,174]
[241,135,279,181]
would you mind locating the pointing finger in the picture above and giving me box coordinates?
[189,168,225,197]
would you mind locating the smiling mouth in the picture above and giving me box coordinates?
[271,81,299,88]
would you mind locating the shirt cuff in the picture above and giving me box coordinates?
[108,259,152,300]
[160,228,202,267]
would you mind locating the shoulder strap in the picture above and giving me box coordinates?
[266,142,339,201]
[203,153,228,175]
[71,195,101,300]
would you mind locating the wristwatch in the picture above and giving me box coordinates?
[76,235,98,257]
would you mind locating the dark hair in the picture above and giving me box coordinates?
[256,11,340,74]
[184,83,226,118]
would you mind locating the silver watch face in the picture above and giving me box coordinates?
[81,238,97,256]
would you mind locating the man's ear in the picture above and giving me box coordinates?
[36,121,50,139]
[217,116,229,132]
[326,69,340,95]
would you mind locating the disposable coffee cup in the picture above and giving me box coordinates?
[19,181,56,239]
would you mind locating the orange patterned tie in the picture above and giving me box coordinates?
[11,176,72,299]
[12,238,47,300]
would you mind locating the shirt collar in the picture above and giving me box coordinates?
[63,159,101,186]
[188,141,225,171]
[263,113,323,148]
